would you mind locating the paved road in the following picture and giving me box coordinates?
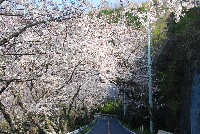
[87,116,135,134]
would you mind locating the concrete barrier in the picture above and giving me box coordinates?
[157,130,173,134]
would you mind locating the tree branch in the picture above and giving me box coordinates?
[142,98,153,117]
[67,85,81,118]
[0,80,12,95]
[0,102,19,133]
[0,17,73,46]
[57,61,82,90]
[0,79,36,83]
[0,13,22,16]
[0,129,12,134]
[1,53,47,56]
[0,0,5,5]
[11,91,51,134]
[131,44,141,53]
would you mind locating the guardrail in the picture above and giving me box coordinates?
[67,119,97,134]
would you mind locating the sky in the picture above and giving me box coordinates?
[87,0,149,8]
[54,0,149,9]
[42,0,149,14]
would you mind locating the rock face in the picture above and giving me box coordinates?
[181,52,200,134]
[191,52,200,134]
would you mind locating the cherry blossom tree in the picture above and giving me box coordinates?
[0,0,90,133]
[0,0,149,132]
[1,0,196,133]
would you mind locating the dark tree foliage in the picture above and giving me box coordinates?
[153,6,200,134]
[97,8,144,28]
[97,8,121,24]
[124,11,142,27]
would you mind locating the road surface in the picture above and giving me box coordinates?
[87,116,135,134]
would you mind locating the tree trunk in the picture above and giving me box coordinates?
[0,102,19,133]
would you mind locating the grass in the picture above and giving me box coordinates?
[118,119,133,130]
[82,119,98,134]
[118,119,156,134]
[135,127,155,134]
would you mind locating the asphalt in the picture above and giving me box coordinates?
[87,116,138,134]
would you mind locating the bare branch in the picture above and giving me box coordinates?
[0,79,37,95]
[57,61,82,90]
[1,53,47,56]
[99,73,117,84]
[77,97,85,104]
[66,61,81,83]
[0,15,78,46]
[67,85,81,118]
[131,44,141,53]
[0,0,5,5]
[0,80,12,95]
[0,79,36,82]
[0,13,22,16]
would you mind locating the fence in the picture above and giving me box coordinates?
[67,119,97,134]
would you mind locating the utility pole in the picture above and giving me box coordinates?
[124,93,125,116]
[147,12,153,133]
[114,96,115,111]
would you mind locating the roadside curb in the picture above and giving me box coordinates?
[85,120,99,134]
[117,118,136,134]
[67,119,97,134]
